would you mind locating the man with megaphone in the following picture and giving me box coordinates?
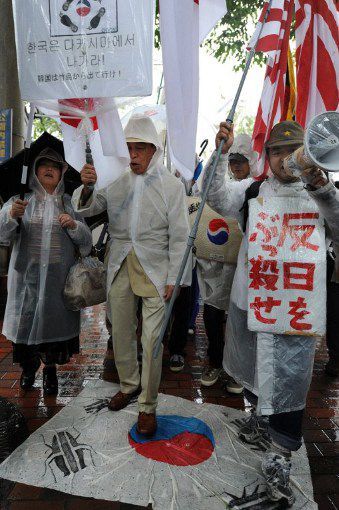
[203,118,339,507]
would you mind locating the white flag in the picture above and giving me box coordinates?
[160,0,227,179]
[199,0,227,43]
[58,98,129,190]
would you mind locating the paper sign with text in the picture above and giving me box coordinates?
[12,0,154,100]
[247,197,326,336]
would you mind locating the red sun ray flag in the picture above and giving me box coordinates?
[248,0,291,52]
[295,0,339,128]
[251,0,294,180]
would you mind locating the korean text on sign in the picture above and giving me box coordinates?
[247,197,326,336]
[12,0,154,100]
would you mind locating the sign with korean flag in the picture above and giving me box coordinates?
[247,197,326,336]
[12,0,154,100]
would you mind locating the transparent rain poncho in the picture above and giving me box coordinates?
[203,142,339,415]
[197,134,257,311]
[0,148,92,346]
[227,133,258,180]
[72,115,191,298]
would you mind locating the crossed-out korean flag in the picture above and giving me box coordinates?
[49,0,118,37]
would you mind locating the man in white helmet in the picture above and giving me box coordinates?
[73,115,190,436]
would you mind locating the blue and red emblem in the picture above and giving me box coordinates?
[129,415,215,466]
[207,218,230,245]
[76,0,91,16]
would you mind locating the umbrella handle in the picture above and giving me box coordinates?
[199,139,208,158]
[85,136,95,191]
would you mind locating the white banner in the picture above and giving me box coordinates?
[248,197,326,336]
[12,0,154,100]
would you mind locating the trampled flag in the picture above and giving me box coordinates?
[160,0,227,179]
[251,0,294,179]
[295,0,339,128]
[58,98,129,190]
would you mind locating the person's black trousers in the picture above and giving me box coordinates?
[203,304,225,368]
[168,286,192,356]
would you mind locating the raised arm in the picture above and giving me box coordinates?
[71,163,107,217]
[203,123,253,222]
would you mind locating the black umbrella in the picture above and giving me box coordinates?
[0,132,108,229]
[0,132,82,203]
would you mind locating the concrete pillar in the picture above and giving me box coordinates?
[0,1,25,155]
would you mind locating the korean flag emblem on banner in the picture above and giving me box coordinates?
[50,0,118,37]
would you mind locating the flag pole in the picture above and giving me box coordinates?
[17,103,35,232]
[20,103,35,200]
[153,0,274,358]
[84,98,95,190]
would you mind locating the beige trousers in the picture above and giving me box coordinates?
[108,260,164,413]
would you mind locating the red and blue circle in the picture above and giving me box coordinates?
[129,415,215,466]
[207,218,230,245]
[76,0,91,16]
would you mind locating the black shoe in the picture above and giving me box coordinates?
[20,371,36,390]
[20,359,41,390]
[43,366,58,395]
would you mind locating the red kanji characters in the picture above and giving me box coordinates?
[249,256,279,290]
[250,296,282,324]
[249,213,280,257]
[277,213,320,252]
[284,262,315,291]
[288,297,312,331]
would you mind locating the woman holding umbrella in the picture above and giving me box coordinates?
[0,148,92,395]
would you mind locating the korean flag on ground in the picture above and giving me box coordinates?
[50,0,118,37]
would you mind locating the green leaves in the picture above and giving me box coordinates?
[155,0,265,70]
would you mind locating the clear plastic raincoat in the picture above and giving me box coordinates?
[204,152,339,414]
[72,115,191,299]
[197,135,257,311]
[0,149,92,346]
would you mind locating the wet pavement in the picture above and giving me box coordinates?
[0,304,338,510]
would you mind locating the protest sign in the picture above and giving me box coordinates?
[248,197,326,336]
[12,0,154,100]
[0,109,12,163]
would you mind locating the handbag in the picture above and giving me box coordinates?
[62,198,107,311]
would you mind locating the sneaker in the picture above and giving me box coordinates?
[226,377,244,394]
[201,367,221,387]
[237,410,271,451]
[325,357,339,377]
[262,452,295,507]
[169,354,185,372]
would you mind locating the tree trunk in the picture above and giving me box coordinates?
[0,1,25,156]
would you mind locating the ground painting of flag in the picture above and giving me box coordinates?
[0,381,317,509]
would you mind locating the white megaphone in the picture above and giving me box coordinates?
[284,111,339,175]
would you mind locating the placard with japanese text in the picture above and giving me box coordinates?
[0,109,13,163]
[12,0,154,100]
[247,197,326,336]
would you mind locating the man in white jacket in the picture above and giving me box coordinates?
[204,119,339,506]
[73,115,190,436]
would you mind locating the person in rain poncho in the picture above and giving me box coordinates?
[73,115,190,437]
[0,148,92,395]
[197,134,256,391]
[203,120,339,506]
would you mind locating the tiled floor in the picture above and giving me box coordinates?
[0,304,338,510]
